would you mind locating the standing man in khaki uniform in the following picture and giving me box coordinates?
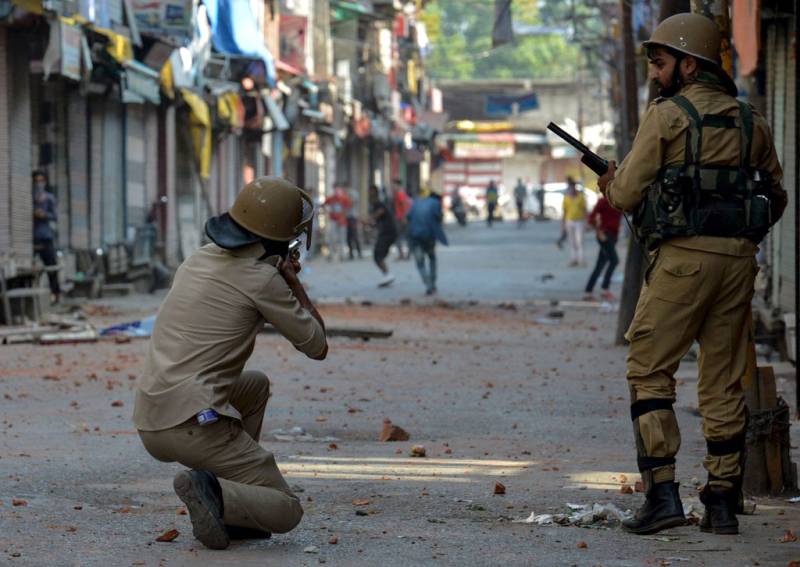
[134,178,328,549]
[598,13,786,536]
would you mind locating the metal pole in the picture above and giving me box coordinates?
[795,0,799,417]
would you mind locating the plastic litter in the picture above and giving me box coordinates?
[270,426,338,443]
[513,502,632,528]
[100,315,156,337]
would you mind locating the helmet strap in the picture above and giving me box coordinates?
[258,238,289,261]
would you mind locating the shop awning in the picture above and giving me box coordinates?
[180,89,211,179]
[203,0,277,86]
[122,60,161,104]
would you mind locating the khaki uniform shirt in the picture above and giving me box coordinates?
[607,80,787,256]
[134,243,326,431]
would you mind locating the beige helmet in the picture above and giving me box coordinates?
[643,12,721,64]
[642,12,737,96]
[206,177,314,250]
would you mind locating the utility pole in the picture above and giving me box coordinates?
[613,0,642,345]
[614,0,690,345]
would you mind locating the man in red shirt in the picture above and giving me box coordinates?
[391,179,412,259]
[324,186,352,261]
[583,195,622,301]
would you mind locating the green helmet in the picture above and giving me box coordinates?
[643,13,737,96]
[206,177,314,250]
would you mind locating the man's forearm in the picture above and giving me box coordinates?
[287,279,326,331]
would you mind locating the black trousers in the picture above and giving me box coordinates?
[346,218,361,259]
[585,235,618,293]
[34,238,61,295]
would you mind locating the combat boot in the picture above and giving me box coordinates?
[622,481,686,535]
[699,485,739,535]
[173,469,230,549]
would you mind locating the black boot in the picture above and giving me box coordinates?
[699,485,739,535]
[622,481,686,535]
[173,469,230,549]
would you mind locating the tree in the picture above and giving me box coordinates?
[421,0,579,80]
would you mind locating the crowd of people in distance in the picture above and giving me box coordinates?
[321,174,622,302]
[321,179,447,295]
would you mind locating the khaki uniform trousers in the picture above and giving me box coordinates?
[626,242,756,490]
[138,371,303,533]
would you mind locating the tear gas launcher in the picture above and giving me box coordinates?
[546,122,609,177]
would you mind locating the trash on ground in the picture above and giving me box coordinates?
[787,496,800,503]
[494,482,506,495]
[270,426,338,443]
[303,545,319,554]
[100,315,156,337]
[513,502,632,528]
[380,419,410,442]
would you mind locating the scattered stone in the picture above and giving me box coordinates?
[155,528,179,542]
[379,419,410,442]
[410,445,426,458]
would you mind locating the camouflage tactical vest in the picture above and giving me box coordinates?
[632,96,772,251]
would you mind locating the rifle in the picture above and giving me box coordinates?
[546,122,609,176]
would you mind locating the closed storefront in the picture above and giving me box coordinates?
[0,29,34,269]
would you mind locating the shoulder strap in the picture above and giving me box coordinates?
[736,101,754,170]
[671,95,703,166]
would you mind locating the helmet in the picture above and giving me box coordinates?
[205,177,314,250]
[643,12,737,96]
[642,13,721,64]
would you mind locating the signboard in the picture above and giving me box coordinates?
[453,141,515,160]
[131,0,193,38]
[61,20,83,80]
[485,93,539,116]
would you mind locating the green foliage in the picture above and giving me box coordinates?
[422,0,580,80]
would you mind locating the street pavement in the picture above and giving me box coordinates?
[1,220,798,566]
[302,217,625,304]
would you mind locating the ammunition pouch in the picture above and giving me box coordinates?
[631,96,772,251]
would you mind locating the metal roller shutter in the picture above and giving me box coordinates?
[126,104,147,230]
[67,91,90,249]
[0,28,10,258]
[778,19,796,315]
[9,32,33,268]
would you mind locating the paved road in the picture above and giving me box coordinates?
[1,218,798,567]
[302,218,627,303]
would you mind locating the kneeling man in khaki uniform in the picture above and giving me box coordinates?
[134,178,327,549]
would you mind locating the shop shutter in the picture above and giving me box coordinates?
[89,99,103,248]
[0,28,10,257]
[144,105,159,207]
[778,20,796,315]
[101,100,125,244]
[8,32,33,268]
[126,104,147,229]
[68,91,90,249]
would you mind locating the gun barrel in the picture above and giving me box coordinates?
[546,122,590,154]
